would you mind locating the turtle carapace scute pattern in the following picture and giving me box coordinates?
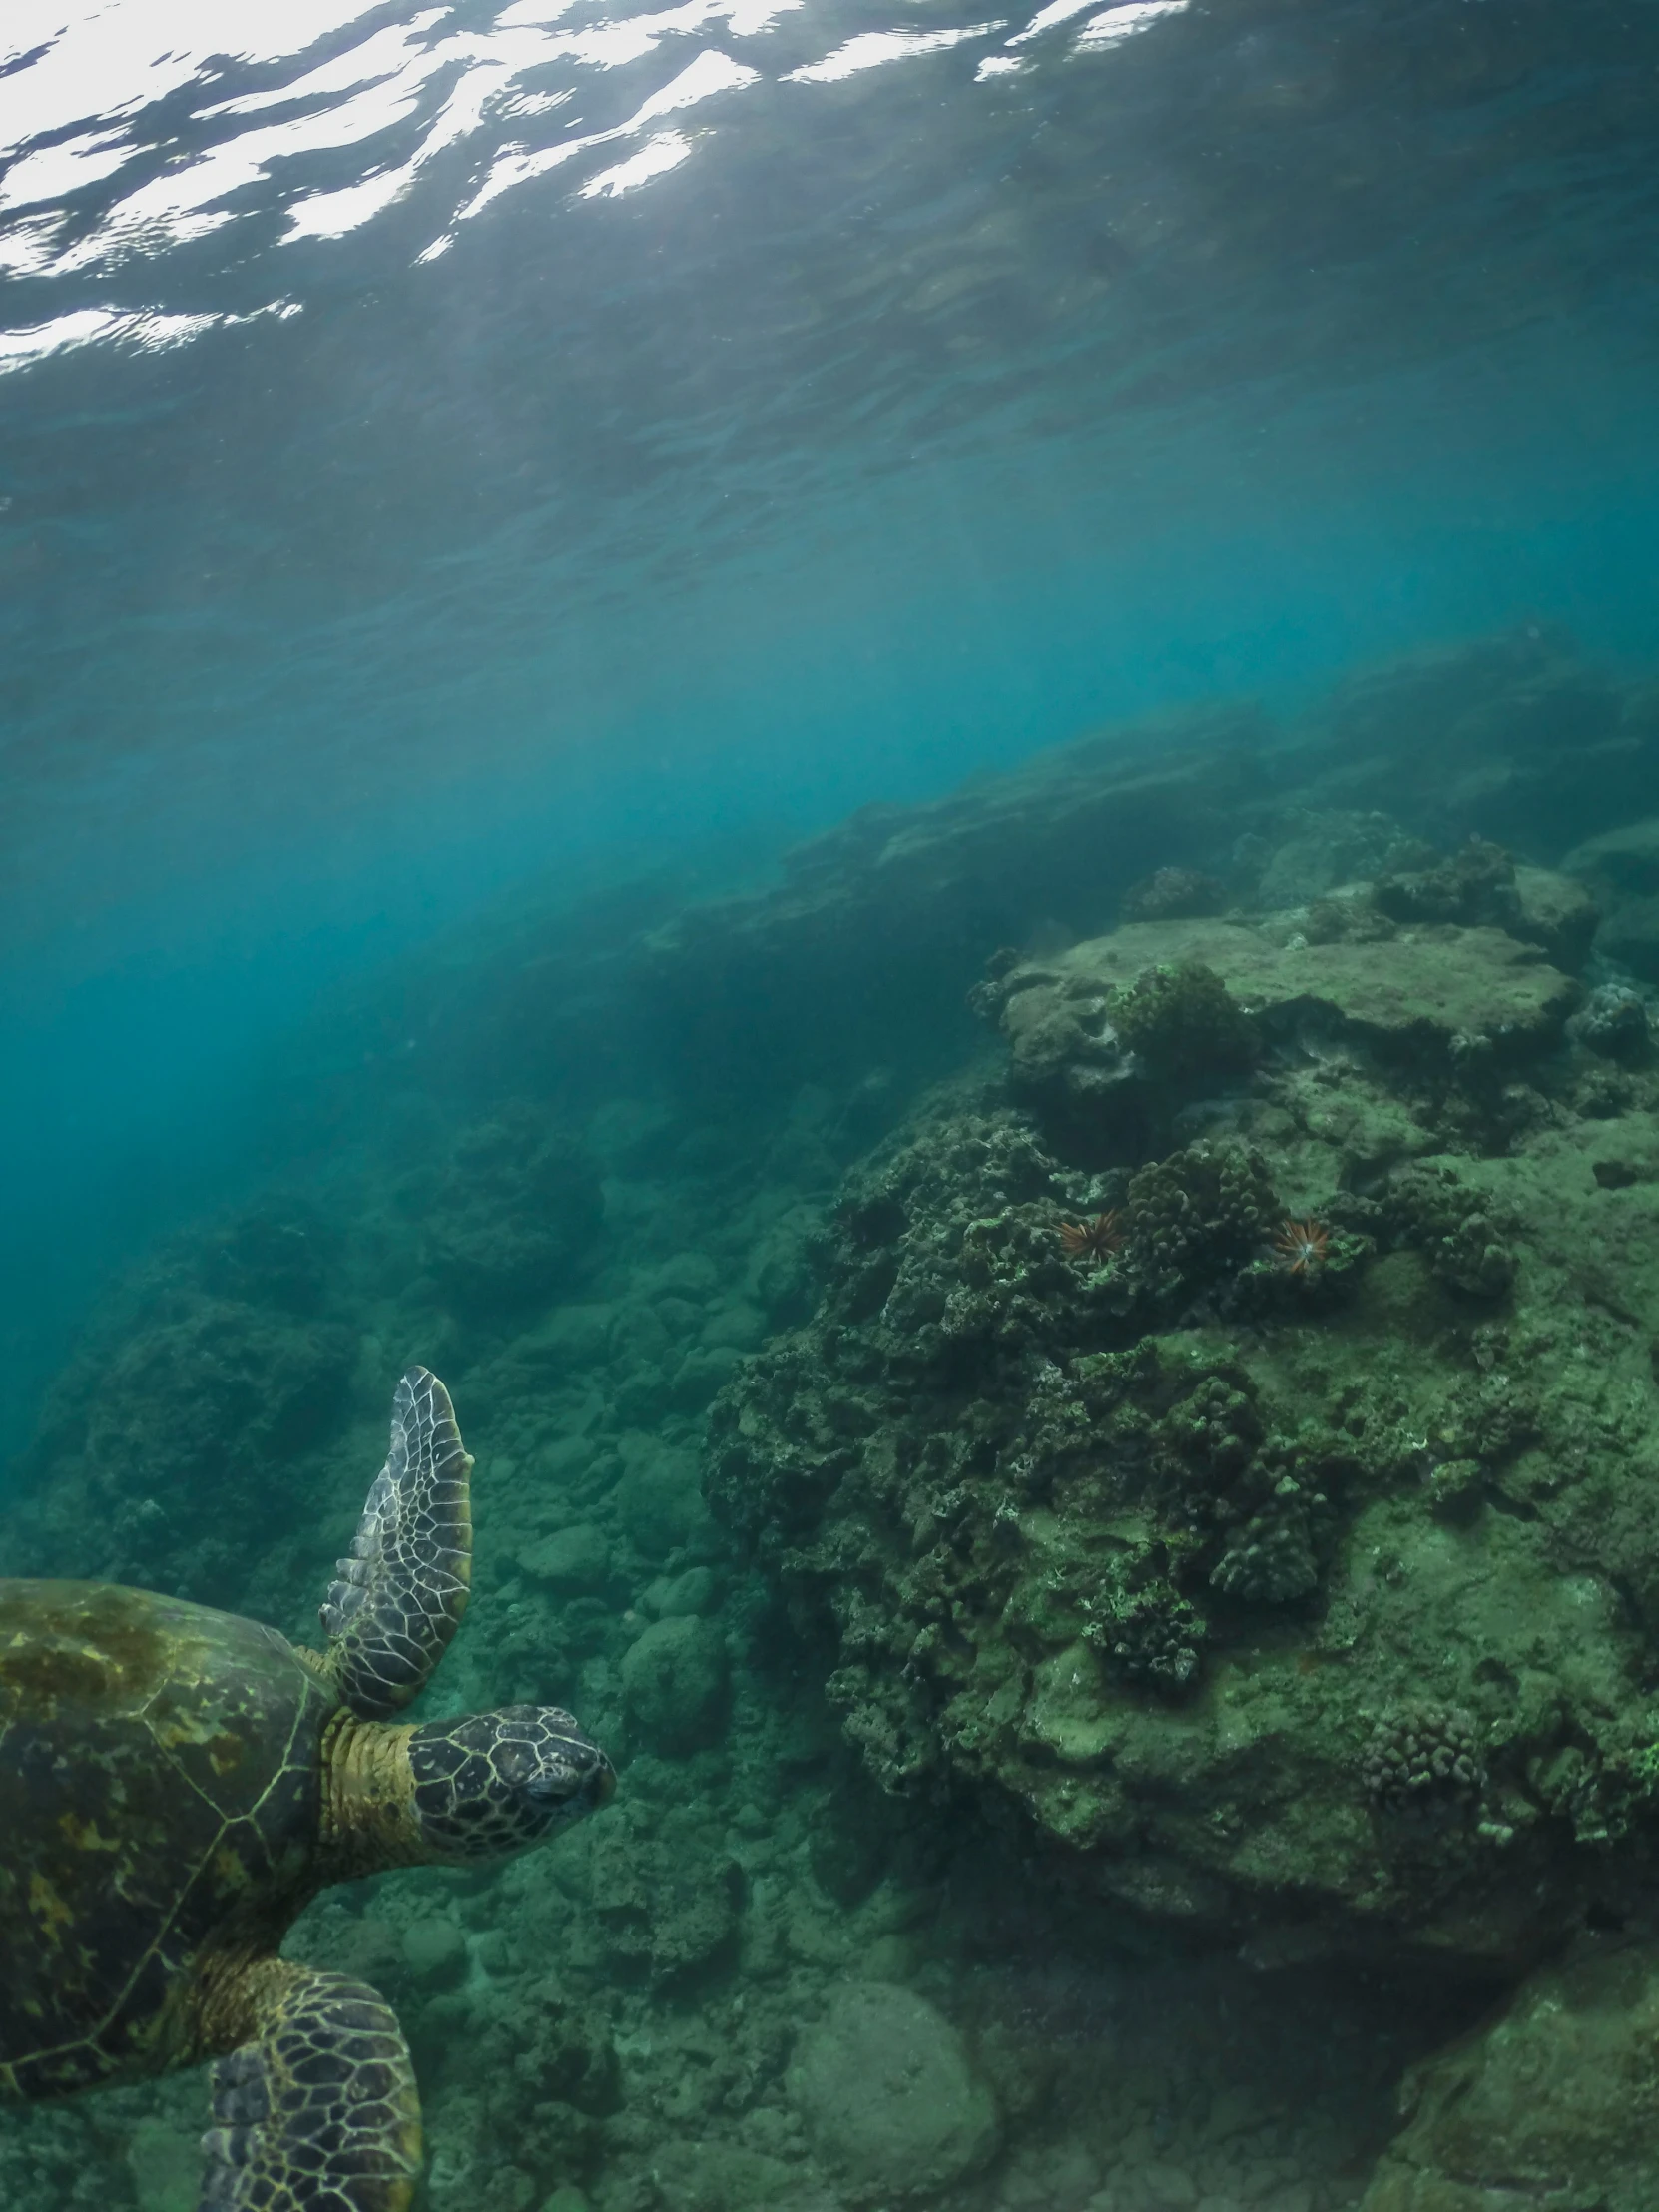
[0,1366,615,2212]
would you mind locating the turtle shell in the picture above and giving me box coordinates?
[0,1579,338,2099]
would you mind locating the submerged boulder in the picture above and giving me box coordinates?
[788,1983,999,2194]
[620,1615,729,1754]
[994,914,1577,1118]
[1361,1942,1659,2212]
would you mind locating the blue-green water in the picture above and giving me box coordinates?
[6,4,1659,2208]
[6,0,1659,1404]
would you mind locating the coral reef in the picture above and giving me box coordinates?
[6,1284,356,1596]
[1386,1165,1517,1300]
[28,635,1659,2207]
[705,815,1659,1982]
[1570,981,1652,1063]
[1108,960,1258,1083]
[1119,1137,1278,1299]
[1361,1704,1486,1816]
[423,1103,605,1315]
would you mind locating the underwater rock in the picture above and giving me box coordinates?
[1360,1943,1659,2212]
[629,636,1659,1116]
[516,1301,616,1379]
[1562,819,1659,981]
[991,916,1577,1132]
[620,1615,729,1753]
[787,1982,1000,2194]
[1569,983,1651,1063]
[1252,811,1426,909]
[585,1819,741,1984]
[196,1199,339,1316]
[401,1917,469,1988]
[609,1440,710,1560]
[1373,839,1523,931]
[1121,866,1228,922]
[1372,848,1597,975]
[1510,865,1599,971]
[1012,906,1574,1061]
[518,1521,613,1596]
[667,1341,745,1411]
[1592,895,1659,986]
[1386,1166,1517,1301]
[635,701,1267,1098]
[1563,814,1659,900]
[12,1298,356,1589]
[641,1564,718,1618]
[423,1103,604,1316]
[706,1004,1659,1973]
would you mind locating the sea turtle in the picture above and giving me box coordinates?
[0,1365,615,2211]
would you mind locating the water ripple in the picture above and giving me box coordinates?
[0,0,1209,367]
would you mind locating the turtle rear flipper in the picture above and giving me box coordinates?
[315,1366,473,1720]
[200,1965,421,2212]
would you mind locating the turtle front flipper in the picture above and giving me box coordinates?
[200,1963,422,2212]
[315,1366,473,1719]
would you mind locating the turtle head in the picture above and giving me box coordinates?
[405,1705,616,1861]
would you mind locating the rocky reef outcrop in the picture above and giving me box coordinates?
[422,1103,606,1316]
[634,629,1654,1112]
[707,855,1659,1975]
[23,633,1659,2211]
[1360,1936,1659,2211]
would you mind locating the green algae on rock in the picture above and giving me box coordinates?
[706,884,1659,1974]
[787,1983,1000,2195]
[993,913,1580,1099]
[1361,1941,1659,2212]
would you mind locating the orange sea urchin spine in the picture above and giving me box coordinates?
[1274,1217,1331,1274]
[1057,1211,1123,1264]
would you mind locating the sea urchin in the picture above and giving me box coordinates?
[1274,1217,1331,1274]
[1057,1211,1123,1265]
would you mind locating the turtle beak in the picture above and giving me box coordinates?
[526,1743,615,1817]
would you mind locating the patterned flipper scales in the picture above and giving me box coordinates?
[200,1967,421,2212]
[317,1367,473,1720]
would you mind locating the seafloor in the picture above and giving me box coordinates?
[11,629,1659,2211]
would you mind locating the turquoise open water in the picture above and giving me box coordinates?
[5,0,1659,1413]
